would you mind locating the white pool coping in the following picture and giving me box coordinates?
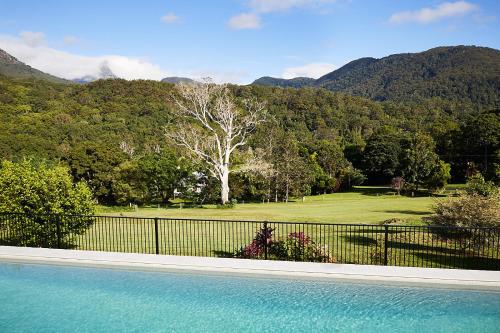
[1,246,500,290]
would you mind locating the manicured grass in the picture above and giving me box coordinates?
[99,186,452,225]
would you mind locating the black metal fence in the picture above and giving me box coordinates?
[0,213,499,270]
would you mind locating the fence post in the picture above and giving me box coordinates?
[56,214,62,249]
[154,217,160,255]
[263,221,268,260]
[383,224,389,266]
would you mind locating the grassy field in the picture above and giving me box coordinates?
[4,185,498,270]
[99,186,450,224]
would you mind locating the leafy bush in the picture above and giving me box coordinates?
[236,227,332,262]
[337,167,366,191]
[237,225,273,258]
[0,159,96,247]
[427,194,499,229]
[217,198,238,209]
[465,173,498,197]
[425,160,451,192]
[426,193,499,249]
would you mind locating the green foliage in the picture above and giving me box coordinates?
[337,166,366,191]
[254,46,500,109]
[235,227,332,262]
[111,150,192,204]
[425,160,452,192]
[456,110,500,181]
[362,127,401,183]
[465,174,499,197]
[400,132,440,190]
[0,72,497,204]
[426,193,500,249]
[0,159,95,247]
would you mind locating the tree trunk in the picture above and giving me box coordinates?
[220,164,230,204]
[285,180,289,203]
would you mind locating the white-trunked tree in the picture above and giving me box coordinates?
[168,79,266,204]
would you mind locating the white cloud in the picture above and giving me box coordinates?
[0,32,170,80]
[248,0,335,13]
[0,32,250,83]
[282,62,336,79]
[63,35,78,45]
[229,0,334,30]
[389,1,477,24]
[228,13,261,29]
[161,12,180,24]
[19,31,46,47]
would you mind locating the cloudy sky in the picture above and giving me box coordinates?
[0,0,498,83]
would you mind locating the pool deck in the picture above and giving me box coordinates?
[1,246,500,289]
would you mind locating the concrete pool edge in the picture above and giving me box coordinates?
[1,246,500,290]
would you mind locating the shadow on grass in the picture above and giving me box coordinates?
[213,250,236,258]
[343,235,378,246]
[353,186,448,198]
[412,252,500,270]
[386,240,463,255]
[381,210,430,215]
[352,187,394,196]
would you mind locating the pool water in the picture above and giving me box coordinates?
[1,262,499,332]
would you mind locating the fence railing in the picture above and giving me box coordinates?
[0,213,499,270]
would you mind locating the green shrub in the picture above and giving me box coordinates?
[426,192,499,249]
[0,159,96,247]
[465,173,499,197]
[235,228,332,262]
[425,160,451,192]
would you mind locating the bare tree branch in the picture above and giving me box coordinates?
[167,78,266,203]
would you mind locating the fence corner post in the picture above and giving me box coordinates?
[383,224,389,266]
[263,221,268,260]
[154,217,160,255]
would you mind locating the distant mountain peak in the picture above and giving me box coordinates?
[0,48,69,83]
[72,61,117,83]
[252,76,315,88]
[0,49,23,65]
[161,77,198,84]
[98,61,117,79]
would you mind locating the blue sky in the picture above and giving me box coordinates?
[0,0,498,83]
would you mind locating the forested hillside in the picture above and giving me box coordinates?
[253,46,500,109]
[1,75,497,204]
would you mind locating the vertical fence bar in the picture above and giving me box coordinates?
[384,224,389,266]
[263,221,268,260]
[154,217,159,255]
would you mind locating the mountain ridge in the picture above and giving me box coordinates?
[161,77,198,84]
[0,48,69,84]
[252,45,500,107]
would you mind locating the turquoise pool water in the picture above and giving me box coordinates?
[1,262,499,332]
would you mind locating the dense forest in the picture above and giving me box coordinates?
[0,73,498,205]
[254,46,500,109]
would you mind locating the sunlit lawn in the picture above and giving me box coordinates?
[98,186,453,225]
[71,185,498,269]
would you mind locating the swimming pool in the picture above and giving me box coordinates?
[1,262,499,332]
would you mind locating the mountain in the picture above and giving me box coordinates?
[252,76,315,88]
[161,77,197,84]
[72,62,117,83]
[0,48,69,84]
[252,46,500,107]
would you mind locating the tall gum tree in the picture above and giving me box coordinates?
[168,80,266,204]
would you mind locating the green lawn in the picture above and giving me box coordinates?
[99,186,449,225]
